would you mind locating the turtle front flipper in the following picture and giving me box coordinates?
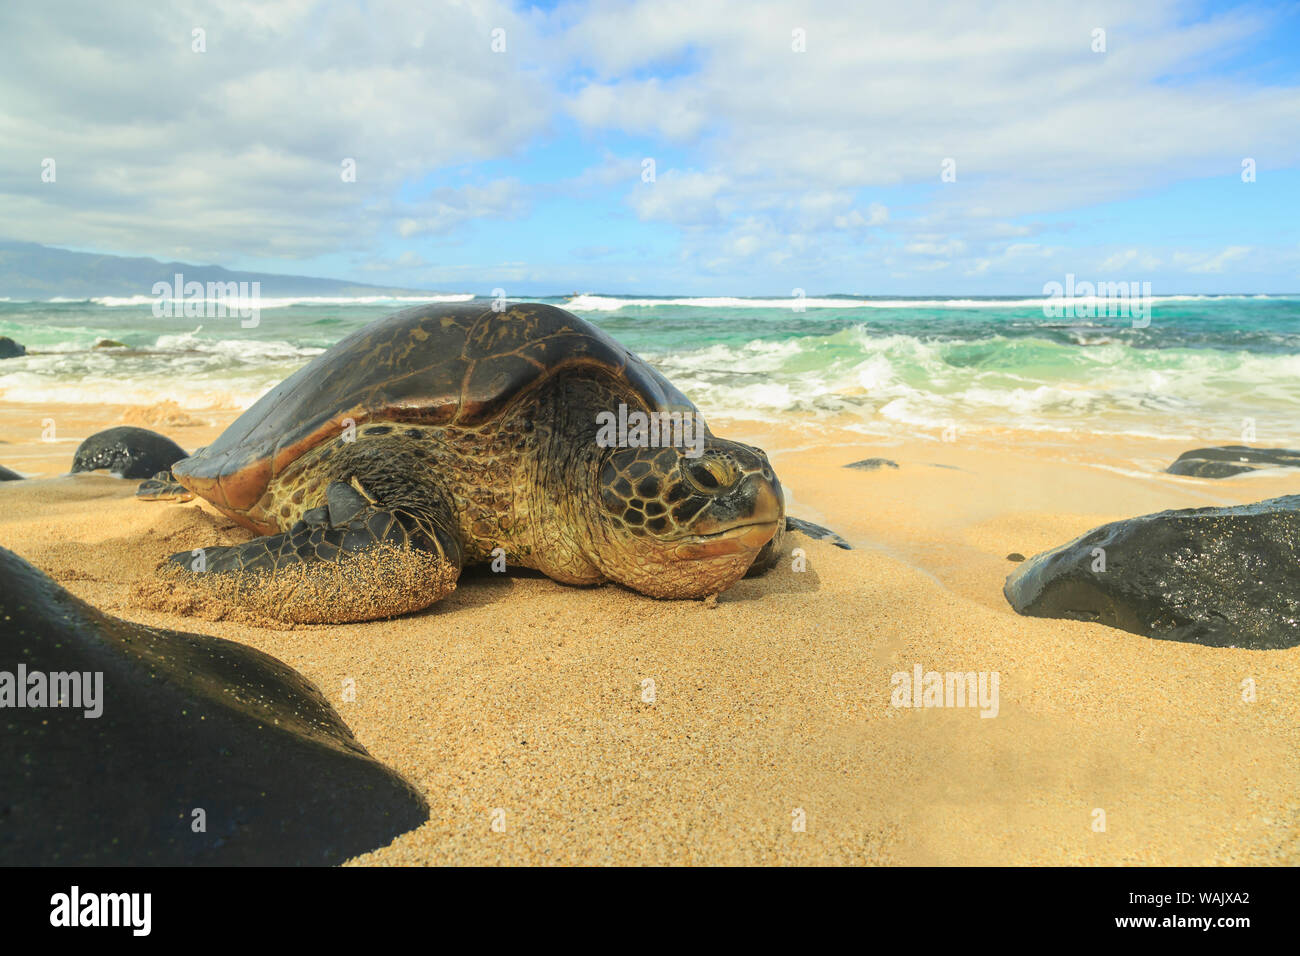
[162,480,463,624]
[784,516,852,550]
[136,470,195,502]
[745,516,852,577]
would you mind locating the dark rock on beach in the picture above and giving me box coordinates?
[845,457,899,471]
[1166,445,1300,479]
[0,465,21,481]
[70,425,188,480]
[1004,495,1300,649]
[0,336,25,359]
[0,546,429,865]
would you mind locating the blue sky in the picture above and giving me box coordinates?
[2,0,1298,295]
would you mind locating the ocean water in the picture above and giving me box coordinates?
[1,294,1297,443]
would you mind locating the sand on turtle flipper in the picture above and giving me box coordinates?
[131,544,459,626]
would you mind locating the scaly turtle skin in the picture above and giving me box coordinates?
[147,302,794,623]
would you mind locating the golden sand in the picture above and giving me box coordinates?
[1,401,1296,865]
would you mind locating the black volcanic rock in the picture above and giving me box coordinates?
[0,465,21,481]
[1166,446,1300,478]
[71,426,188,480]
[1004,495,1300,649]
[0,336,25,359]
[845,458,899,471]
[0,546,428,865]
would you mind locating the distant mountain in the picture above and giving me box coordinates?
[0,240,435,300]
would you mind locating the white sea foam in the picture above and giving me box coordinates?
[615,323,1300,442]
[651,337,803,376]
[4,296,1297,443]
[567,293,1295,312]
[0,370,273,409]
[88,293,472,309]
[150,329,323,359]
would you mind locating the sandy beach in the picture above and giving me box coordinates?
[2,399,1295,866]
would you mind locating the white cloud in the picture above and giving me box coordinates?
[835,203,889,229]
[1098,249,1163,272]
[562,0,1300,281]
[0,0,1297,289]
[905,238,967,257]
[1178,245,1253,274]
[628,169,728,224]
[568,79,709,141]
[0,0,551,261]
[396,179,531,237]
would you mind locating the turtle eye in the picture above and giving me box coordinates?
[684,455,739,493]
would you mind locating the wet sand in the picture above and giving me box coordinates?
[1,400,1296,864]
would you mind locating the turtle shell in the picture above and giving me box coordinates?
[172,302,699,524]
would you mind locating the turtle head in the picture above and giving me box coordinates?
[590,438,784,598]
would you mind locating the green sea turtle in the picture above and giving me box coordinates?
[144,301,818,624]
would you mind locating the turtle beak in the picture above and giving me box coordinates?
[672,474,783,559]
[671,522,777,560]
[740,475,783,531]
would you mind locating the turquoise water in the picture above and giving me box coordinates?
[1,294,1297,442]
